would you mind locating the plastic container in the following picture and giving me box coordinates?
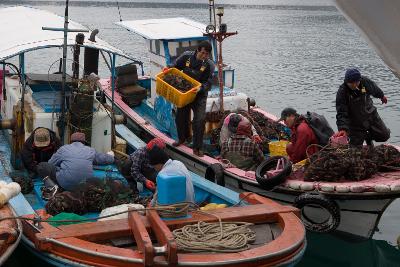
[156,173,187,205]
[155,68,201,108]
[268,140,289,156]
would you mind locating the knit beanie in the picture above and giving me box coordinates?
[146,137,166,151]
[344,68,361,83]
[148,146,169,165]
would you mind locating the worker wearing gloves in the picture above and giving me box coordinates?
[129,138,167,192]
[164,41,215,157]
[333,68,390,146]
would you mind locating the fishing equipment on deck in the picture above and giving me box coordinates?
[304,144,400,182]
[9,171,33,194]
[45,178,151,215]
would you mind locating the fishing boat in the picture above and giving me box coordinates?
[0,6,306,266]
[99,1,400,238]
[0,203,22,265]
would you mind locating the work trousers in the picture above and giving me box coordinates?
[349,113,391,146]
[175,92,208,150]
[37,162,59,188]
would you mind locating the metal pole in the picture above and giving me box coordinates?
[111,53,116,111]
[217,36,224,112]
[60,0,69,144]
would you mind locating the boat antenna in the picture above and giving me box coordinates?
[116,1,123,22]
[42,0,88,144]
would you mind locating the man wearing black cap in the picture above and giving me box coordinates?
[333,68,390,146]
[279,107,319,163]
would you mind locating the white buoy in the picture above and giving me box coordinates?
[300,183,314,191]
[320,184,335,192]
[335,185,350,193]
[374,185,390,193]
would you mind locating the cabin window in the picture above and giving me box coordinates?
[155,40,161,55]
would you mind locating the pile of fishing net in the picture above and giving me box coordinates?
[9,171,34,194]
[45,178,151,215]
[163,73,193,92]
[304,144,400,182]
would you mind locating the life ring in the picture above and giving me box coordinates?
[294,192,340,233]
[205,163,225,186]
[255,156,292,190]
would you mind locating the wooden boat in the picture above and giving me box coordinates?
[0,204,22,265]
[0,6,306,266]
[99,2,400,238]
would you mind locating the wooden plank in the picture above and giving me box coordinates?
[147,210,178,266]
[36,204,295,241]
[115,124,145,149]
[128,210,153,266]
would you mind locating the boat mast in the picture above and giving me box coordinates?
[205,3,237,113]
[42,0,88,144]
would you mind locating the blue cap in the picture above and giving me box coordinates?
[344,68,361,83]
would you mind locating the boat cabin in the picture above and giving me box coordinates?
[117,18,248,111]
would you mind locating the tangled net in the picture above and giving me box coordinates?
[163,74,193,92]
[304,144,400,182]
[46,178,151,215]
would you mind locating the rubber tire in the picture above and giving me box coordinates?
[294,192,340,233]
[255,156,292,190]
[205,163,225,186]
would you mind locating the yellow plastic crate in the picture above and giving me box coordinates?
[268,140,289,156]
[155,68,201,108]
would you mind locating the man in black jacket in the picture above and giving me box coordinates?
[21,127,61,177]
[168,40,215,157]
[333,68,390,146]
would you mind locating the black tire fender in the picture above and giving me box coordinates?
[294,192,340,233]
[255,156,292,190]
[205,163,225,186]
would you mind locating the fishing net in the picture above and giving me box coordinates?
[304,144,400,182]
[45,178,151,215]
[9,171,34,194]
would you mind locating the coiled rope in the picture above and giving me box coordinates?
[173,221,255,253]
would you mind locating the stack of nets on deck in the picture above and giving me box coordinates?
[304,144,400,182]
[45,178,151,215]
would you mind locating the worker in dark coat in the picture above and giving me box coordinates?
[20,127,61,177]
[279,108,319,164]
[167,40,215,157]
[333,68,390,146]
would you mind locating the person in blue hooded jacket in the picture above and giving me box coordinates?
[333,68,390,146]
[37,132,114,196]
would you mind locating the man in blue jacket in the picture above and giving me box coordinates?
[168,41,215,157]
[333,68,390,146]
[37,132,114,198]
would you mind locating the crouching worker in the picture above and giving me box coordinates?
[127,138,166,192]
[221,120,265,170]
[21,127,61,178]
[37,132,114,199]
[148,146,195,204]
[219,113,261,146]
[279,107,319,163]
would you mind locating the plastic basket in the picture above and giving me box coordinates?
[155,68,201,108]
[268,140,289,156]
